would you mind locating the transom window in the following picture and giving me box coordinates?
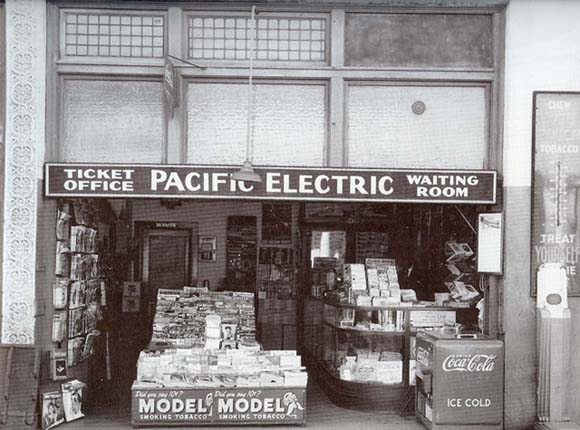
[62,10,166,58]
[187,14,327,62]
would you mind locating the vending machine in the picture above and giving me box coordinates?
[415,332,504,430]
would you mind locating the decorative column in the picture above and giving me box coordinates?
[2,0,46,344]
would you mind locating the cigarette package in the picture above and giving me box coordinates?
[400,289,417,302]
[366,268,379,289]
[372,297,390,307]
[356,295,372,307]
[284,370,308,386]
[279,355,302,369]
[344,264,367,291]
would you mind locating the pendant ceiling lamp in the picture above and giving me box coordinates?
[232,5,262,184]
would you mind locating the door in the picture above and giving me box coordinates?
[143,228,194,320]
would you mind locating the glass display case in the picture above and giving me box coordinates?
[303,296,459,411]
[299,217,480,412]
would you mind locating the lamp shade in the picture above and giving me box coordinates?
[231,161,262,183]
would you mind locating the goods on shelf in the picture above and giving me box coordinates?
[141,287,308,390]
[338,351,403,384]
[53,200,110,368]
[150,289,256,349]
[326,259,405,307]
[135,348,307,388]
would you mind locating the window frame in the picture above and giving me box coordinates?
[49,2,504,173]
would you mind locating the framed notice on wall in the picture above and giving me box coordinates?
[532,92,580,295]
[477,213,503,274]
[198,236,217,262]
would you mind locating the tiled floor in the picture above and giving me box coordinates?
[65,381,424,430]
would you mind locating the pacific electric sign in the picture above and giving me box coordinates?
[45,163,497,204]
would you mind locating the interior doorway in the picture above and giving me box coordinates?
[138,223,198,335]
[143,229,193,308]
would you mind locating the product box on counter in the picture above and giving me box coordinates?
[355,295,373,307]
[344,264,367,291]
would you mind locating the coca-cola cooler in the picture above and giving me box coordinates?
[415,332,503,430]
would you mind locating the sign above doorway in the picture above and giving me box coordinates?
[45,163,497,205]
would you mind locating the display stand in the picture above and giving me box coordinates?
[303,297,460,411]
[132,288,308,428]
[131,385,306,427]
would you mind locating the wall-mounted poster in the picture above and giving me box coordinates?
[477,213,503,274]
[50,349,68,381]
[262,203,292,244]
[532,92,580,295]
[198,236,217,262]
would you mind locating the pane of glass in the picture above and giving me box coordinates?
[62,80,163,162]
[186,82,326,166]
[347,85,487,169]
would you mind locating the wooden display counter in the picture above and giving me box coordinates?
[131,385,306,427]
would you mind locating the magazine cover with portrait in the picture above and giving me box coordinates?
[41,391,65,429]
[62,379,86,422]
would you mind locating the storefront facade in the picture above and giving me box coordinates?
[2,0,579,429]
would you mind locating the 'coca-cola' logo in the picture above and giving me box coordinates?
[442,354,497,372]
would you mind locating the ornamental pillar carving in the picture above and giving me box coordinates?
[2,0,46,344]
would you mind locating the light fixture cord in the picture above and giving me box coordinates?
[245,5,257,164]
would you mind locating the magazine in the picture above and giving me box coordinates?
[52,311,67,343]
[55,204,71,242]
[55,242,70,276]
[52,278,69,309]
[67,337,85,367]
[61,380,86,422]
[41,391,65,429]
